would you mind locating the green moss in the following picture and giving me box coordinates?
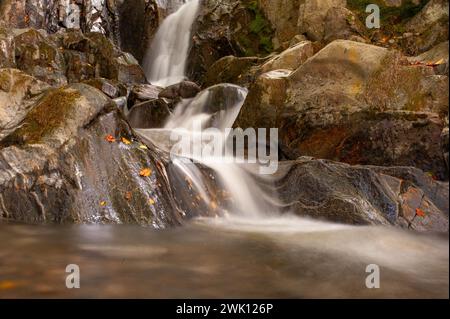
[242,0,274,55]
[2,88,81,145]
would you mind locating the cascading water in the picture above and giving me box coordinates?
[138,0,279,218]
[143,0,200,87]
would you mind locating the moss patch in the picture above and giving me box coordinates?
[2,88,81,145]
[241,0,274,55]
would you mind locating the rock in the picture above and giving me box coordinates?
[402,0,449,55]
[204,55,266,87]
[0,27,15,68]
[158,81,201,99]
[413,41,449,75]
[323,6,368,43]
[297,0,347,41]
[13,28,67,87]
[442,125,449,171]
[0,83,197,225]
[236,69,291,129]
[83,78,125,99]
[260,41,314,73]
[187,0,275,84]
[258,0,301,49]
[117,0,159,62]
[129,84,163,106]
[276,158,448,232]
[0,68,50,140]
[127,99,171,129]
[238,40,449,179]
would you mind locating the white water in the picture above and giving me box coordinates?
[143,0,200,86]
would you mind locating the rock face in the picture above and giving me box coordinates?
[117,0,159,62]
[187,0,274,84]
[1,27,146,86]
[238,40,448,180]
[0,83,192,225]
[277,158,449,232]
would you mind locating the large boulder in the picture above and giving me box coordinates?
[276,158,449,232]
[238,40,449,179]
[0,83,202,225]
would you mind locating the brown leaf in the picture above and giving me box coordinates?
[125,191,132,201]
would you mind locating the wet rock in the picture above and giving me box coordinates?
[127,99,171,129]
[117,0,159,62]
[129,84,162,106]
[158,81,201,99]
[0,68,50,140]
[0,83,188,226]
[187,0,274,84]
[277,158,448,232]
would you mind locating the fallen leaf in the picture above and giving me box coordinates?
[0,280,18,290]
[121,137,132,145]
[139,168,152,177]
[125,191,132,201]
[416,208,426,218]
[105,134,116,143]
[139,144,148,150]
[149,198,155,205]
[100,201,107,207]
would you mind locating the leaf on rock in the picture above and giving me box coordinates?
[416,208,426,218]
[121,137,132,145]
[125,191,132,201]
[140,168,152,177]
[105,134,116,143]
[149,198,155,205]
[100,201,107,207]
[139,144,148,150]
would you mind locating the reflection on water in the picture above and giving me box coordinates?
[0,216,448,298]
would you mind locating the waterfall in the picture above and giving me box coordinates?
[143,0,200,87]
[139,0,279,218]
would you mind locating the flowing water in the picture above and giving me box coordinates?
[143,0,200,86]
[0,0,448,299]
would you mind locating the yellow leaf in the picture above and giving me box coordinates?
[121,137,132,145]
[100,201,107,207]
[149,198,155,205]
[139,144,148,150]
[140,168,152,177]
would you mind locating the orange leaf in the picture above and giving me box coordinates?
[416,208,426,218]
[0,280,18,290]
[105,134,116,143]
[139,168,152,177]
[125,191,132,201]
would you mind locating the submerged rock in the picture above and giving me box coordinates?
[277,158,449,232]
